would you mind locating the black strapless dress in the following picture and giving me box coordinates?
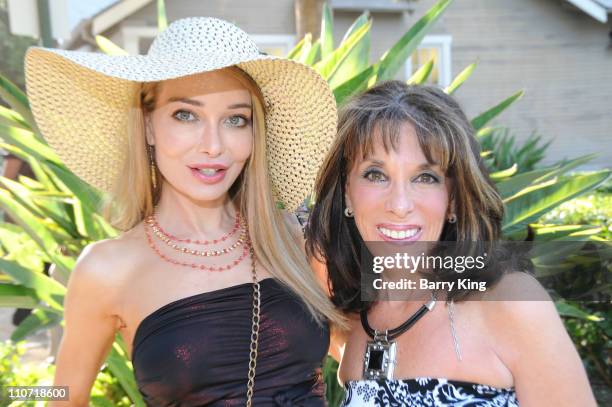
[131,278,329,406]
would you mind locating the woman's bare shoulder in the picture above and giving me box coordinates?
[476,276,596,404]
[479,272,554,320]
[480,271,550,301]
[71,223,147,292]
[477,273,564,363]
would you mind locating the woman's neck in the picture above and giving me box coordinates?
[153,184,238,239]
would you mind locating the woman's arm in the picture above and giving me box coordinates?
[49,242,124,406]
[310,255,348,362]
[486,274,596,406]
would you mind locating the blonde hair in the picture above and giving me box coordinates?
[105,67,345,326]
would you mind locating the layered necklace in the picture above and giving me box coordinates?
[144,212,251,272]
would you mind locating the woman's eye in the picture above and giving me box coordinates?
[224,115,248,127]
[415,173,440,184]
[173,110,197,122]
[363,169,387,183]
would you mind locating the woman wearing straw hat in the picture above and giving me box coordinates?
[26,17,344,406]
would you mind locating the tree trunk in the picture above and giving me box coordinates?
[294,0,324,40]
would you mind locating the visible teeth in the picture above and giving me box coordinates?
[198,168,218,176]
[379,227,419,239]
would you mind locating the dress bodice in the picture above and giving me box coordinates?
[132,278,329,406]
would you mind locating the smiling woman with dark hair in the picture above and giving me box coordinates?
[306,81,596,406]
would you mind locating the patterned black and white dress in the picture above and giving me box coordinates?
[342,378,518,406]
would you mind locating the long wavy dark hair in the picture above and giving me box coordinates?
[305,81,507,314]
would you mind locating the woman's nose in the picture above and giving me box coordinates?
[384,182,415,218]
[198,123,223,157]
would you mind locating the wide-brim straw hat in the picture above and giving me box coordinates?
[25,17,337,211]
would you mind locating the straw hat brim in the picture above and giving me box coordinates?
[25,47,337,212]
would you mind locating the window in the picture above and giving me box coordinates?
[121,26,294,57]
[405,35,452,88]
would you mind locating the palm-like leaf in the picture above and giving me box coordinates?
[444,61,477,94]
[314,21,371,83]
[0,74,37,132]
[471,90,524,131]
[376,0,452,81]
[503,171,610,234]
[407,59,434,85]
[95,36,128,56]
[320,3,334,59]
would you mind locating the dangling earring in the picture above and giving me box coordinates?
[448,213,457,224]
[344,207,354,218]
[148,144,157,190]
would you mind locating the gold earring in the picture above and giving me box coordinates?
[148,144,157,190]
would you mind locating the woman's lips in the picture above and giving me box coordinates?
[190,167,227,184]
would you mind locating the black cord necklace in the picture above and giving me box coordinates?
[360,292,436,380]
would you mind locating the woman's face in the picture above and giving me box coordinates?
[147,69,254,204]
[345,122,452,243]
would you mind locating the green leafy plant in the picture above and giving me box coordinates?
[0,340,54,406]
[0,340,130,407]
[0,0,609,406]
[539,184,611,398]
[0,340,53,386]
[479,127,551,174]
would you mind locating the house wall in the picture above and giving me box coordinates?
[337,0,612,169]
[102,0,612,169]
[408,0,612,169]
[104,0,296,52]
[131,0,295,34]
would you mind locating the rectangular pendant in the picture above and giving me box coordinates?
[363,339,397,380]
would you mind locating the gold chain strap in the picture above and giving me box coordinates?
[246,245,261,407]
